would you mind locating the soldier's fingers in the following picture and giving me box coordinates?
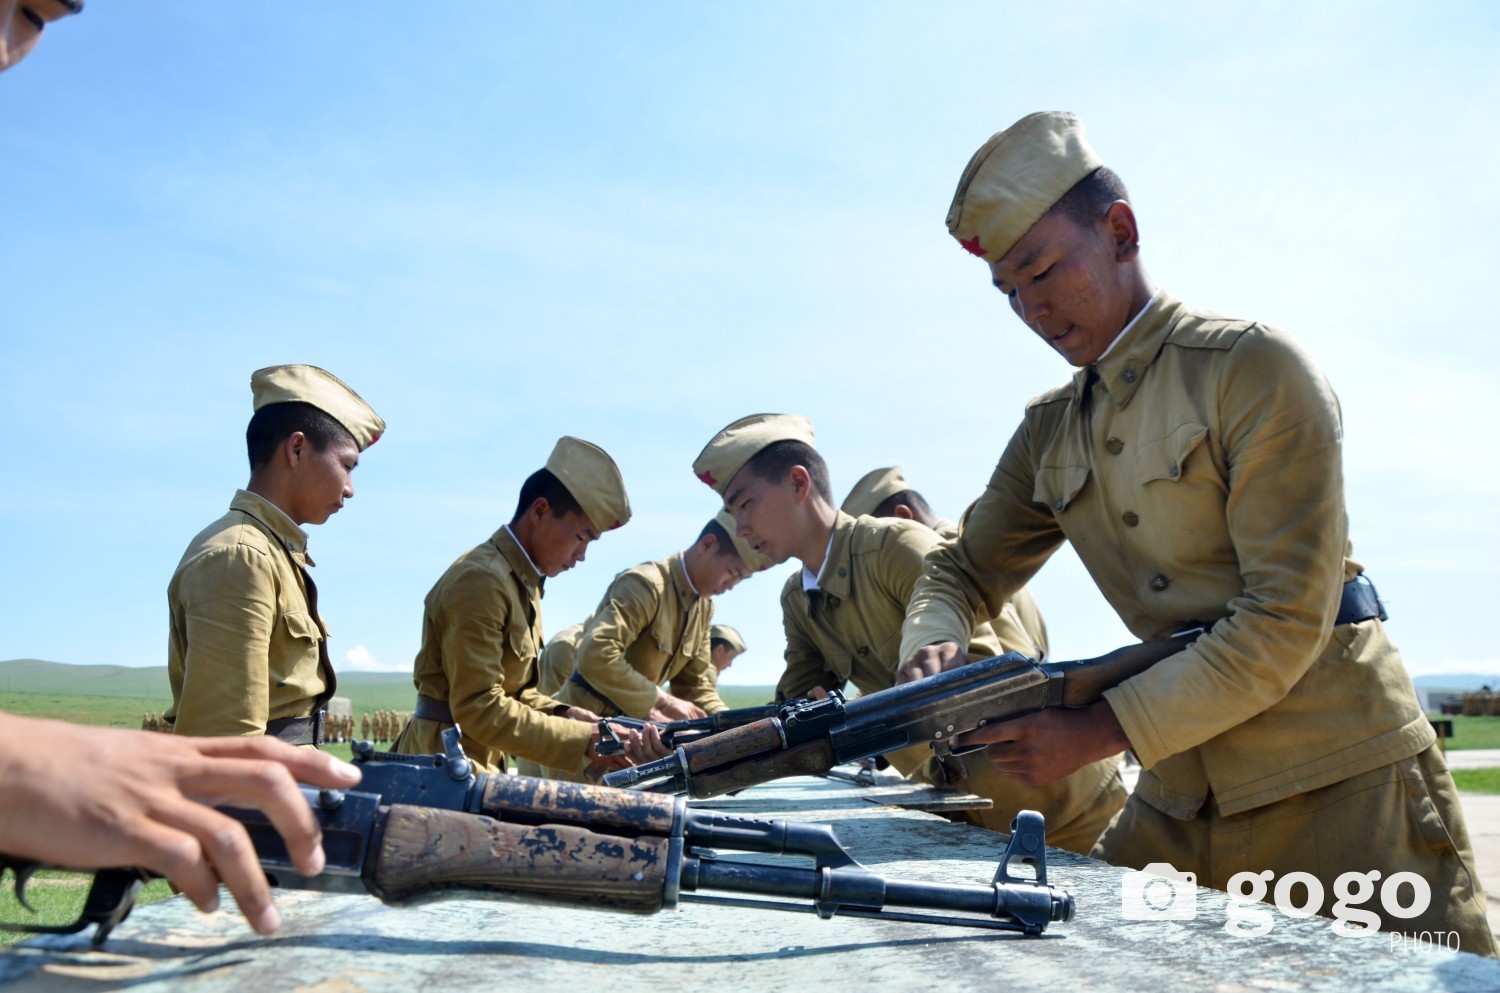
[156,800,282,934]
[123,818,223,916]
[190,737,362,790]
[174,756,326,877]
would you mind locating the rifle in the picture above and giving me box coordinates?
[603,633,1201,798]
[594,701,794,756]
[0,728,1074,946]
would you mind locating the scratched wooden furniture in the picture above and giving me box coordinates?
[3,775,1497,992]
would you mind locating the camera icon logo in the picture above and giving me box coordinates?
[1120,862,1199,921]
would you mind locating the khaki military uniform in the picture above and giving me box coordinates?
[933,517,1048,661]
[519,554,727,782]
[392,526,592,774]
[533,624,584,698]
[166,489,332,738]
[902,291,1492,953]
[781,511,1124,853]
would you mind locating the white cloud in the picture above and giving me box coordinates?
[342,644,405,673]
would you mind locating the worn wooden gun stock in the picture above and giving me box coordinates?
[604,633,1202,798]
[0,729,1075,946]
[594,702,786,756]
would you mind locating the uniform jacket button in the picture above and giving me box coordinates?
[1123,511,1140,527]
[1106,437,1124,455]
[1149,573,1170,591]
[1123,368,1138,384]
[858,646,870,657]
[1054,499,1066,511]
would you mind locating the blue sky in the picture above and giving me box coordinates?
[2,2,1497,687]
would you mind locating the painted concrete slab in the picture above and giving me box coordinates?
[3,777,1498,992]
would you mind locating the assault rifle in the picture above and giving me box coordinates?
[604,633,1201,798]
[594,702,793,756]
[0,728,1074,946]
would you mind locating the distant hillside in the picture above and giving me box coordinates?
[0,659,418,698]
[1414,673,1500,693]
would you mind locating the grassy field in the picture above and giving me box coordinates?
[1451,768,1500,795]
[0,869,175,946]
[1431,714,1500,751]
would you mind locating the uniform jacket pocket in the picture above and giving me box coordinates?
[1033,465,1091,513]
[1134,422,1208,485]
[282,611,323,644]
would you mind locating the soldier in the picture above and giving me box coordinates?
[709,624,747,677]
[516,511,769,781]
[165,365,383,746]
[392,437,661,778]
[359,712,370,741]
[842,466,1048,661]
[897,111,1493,951]
[695,414,1125,853]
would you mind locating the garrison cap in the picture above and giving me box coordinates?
[947,111,1104,264]
[545,436,631,533]
[250,364,386,451]
[841,466,913,518]
[711,624,747,654]
[694,413,815,496]
[714,509,772,572]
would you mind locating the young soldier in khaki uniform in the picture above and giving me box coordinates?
[899,111,1494,953]
[392,437,657,779]
[709,624,747,677]
[843,466,1049,662]
[516,511,769,781]
[694,415,1126,853]
[166,364,384,744]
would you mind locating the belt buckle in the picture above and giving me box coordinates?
[314,709,327,746]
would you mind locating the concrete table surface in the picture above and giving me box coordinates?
[4,776,1499,992]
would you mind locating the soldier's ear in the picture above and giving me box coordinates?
[892,504,917,520]
[788,465,812,502]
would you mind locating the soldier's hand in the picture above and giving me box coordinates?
[584,723,633,773]
[0,713,361,936]
[562,706,602,723]
[897,641,969,684]
[653,693,706,721]
[950,701,1129,786]
[804,685,832,700]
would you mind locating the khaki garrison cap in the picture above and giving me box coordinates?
[714,509,772,572]
[251,364,386,451]
[694,413,815,496]
[545,436,631,533]
[841,466,912,518]
[711,624,747,653]
[947,111,1104,264]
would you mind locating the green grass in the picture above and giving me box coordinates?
[1429,715,1500,751]
[0,870,174,946]
[1450,768,1500,795]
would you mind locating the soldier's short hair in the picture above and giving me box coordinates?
[511,467,585,524]
[872,488,932,519]
[1050,166,1130,232]
[246,401,357,471]
[742,440,833,503]
[710,637,736,652]
[697,518,741,558]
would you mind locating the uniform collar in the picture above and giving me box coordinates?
[668,552,700,602]
[231,489,312,564]
[495,525,544,595]
[801,512,855,602]
[1072,289,1181,410]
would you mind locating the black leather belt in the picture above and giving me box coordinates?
[266,710,325,747]
[1335,575,1387,627]
[567,671,625,717]
[413,694,454,723]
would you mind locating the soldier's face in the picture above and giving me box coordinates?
[988,203,1140,367]
[723,469,798,566]
[530,508,598,578]
[711,644,741,673]
[294,434,360,526]
[693,551,749,598]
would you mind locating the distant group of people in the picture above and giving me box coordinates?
[0,13,1492,957]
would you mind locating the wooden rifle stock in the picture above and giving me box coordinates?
[368,805,671,910]
[1047,633,1199,707]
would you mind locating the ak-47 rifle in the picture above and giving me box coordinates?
[0,728,1074,946]
[593,701,798,756]
[603,633,1202,798]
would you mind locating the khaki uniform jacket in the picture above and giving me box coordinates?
[901,291,1431,818]
[533,623,584,698]
[778,512,1120,846]
[392,526,591,773]
[933,518,1049,661]
[166,490,332,737]
[552,554,727,719]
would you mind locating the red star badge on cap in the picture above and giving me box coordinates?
[959,234,985,257]
[698,470,717,487]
